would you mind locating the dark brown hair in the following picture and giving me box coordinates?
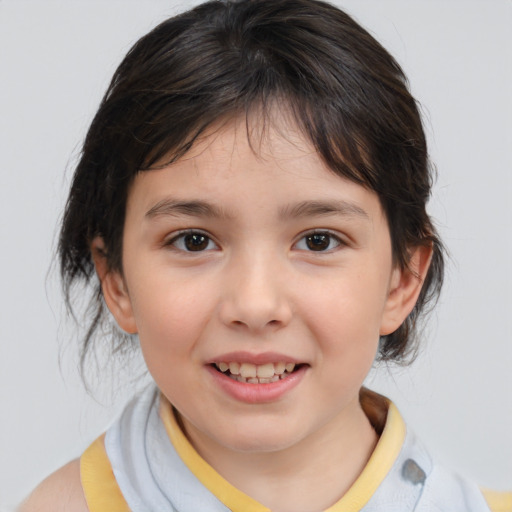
[59,0,444,369]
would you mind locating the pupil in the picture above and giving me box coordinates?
[185,234,208,251]
[307,234,329,251]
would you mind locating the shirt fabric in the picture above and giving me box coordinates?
[80,385,510,512]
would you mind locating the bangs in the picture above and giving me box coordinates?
[96,0,396,186]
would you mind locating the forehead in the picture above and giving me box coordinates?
[179,111,317,169]
[126,113,385,226]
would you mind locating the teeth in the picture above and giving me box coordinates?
[240,363,257,378]
[215,361,299,383]
[229,362,240,375]
[218,362,229,372]
[256,363,275,379]
[274,362,286,375]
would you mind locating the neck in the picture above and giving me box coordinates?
[181,396,378,512]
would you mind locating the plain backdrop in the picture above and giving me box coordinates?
[1,0,511,509]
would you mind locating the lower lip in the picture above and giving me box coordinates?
[206,365,307,404]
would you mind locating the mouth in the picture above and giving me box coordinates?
[211,361,304,384]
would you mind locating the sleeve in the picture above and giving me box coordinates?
[80,434,132,512]
[481,488,512,512]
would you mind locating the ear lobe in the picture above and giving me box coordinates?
[91,237,137,334]
[380,244,433,336]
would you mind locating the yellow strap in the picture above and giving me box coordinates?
[481,488,512,512]
[80,434,131,512]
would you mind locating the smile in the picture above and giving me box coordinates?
[213,361,299,384]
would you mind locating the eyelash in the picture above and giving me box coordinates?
[165,229,344,253]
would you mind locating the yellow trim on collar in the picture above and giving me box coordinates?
[481,488,512,512]
[159,391,406,512]
[159,398,270,512]
[325,400,406,511]
[80,434,131,512]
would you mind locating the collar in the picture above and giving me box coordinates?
[159,388,406,512]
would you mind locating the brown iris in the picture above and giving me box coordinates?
[305,233,331,251]
[184,233,209,251]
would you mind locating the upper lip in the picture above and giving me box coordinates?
[206,351,304,365]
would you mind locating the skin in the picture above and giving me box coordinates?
[21,115,431,512]
[17,459,88,512]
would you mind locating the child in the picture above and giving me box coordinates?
[18,0,510,511]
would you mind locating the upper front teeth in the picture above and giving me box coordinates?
[215,361,296,378]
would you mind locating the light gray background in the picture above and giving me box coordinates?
[1,1,511,509]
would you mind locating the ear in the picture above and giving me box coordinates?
[380,244,433,336]
[91,237,138,334]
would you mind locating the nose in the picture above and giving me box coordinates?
[218,251,293,334]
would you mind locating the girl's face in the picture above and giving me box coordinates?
[101,116,420,458]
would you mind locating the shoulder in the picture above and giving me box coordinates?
[17,459,89,512]
[416,462,511,512]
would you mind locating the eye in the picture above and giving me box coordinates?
[295,231,342,252]
[167,231,218,252]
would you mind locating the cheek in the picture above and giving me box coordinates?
[307,273,386,331]
[299,271,386,361]
[308,291,380,396]
[128,273,217,363]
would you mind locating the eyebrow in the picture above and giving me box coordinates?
[145,198,369,221]
[145,199,232,220]
[279,200,369,220]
